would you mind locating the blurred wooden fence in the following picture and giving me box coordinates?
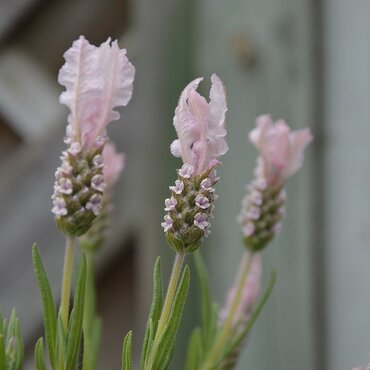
[0,0,369,369]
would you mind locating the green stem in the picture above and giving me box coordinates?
[203,251,254,370]
[145,252,186,370]
[156,252,185,336]
[60,237,75,331]
[83,252,96,370]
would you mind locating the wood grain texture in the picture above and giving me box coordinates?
[324,1,370,368]
[194,0,318,369]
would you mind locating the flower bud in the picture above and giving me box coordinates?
[79,198,111,252]
[239,115,312,251]
[52,139,106,237]
[162,162,220,254]
[238,174,285,251]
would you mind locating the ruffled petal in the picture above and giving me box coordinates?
[249,115,312,186]
[173,77,204,171]
[249,114,273,150]
[58,36,135,150]
[170,139,182,157]
[206,73,228,158]
[284,127,313,179]
[172,75,228,174]
[103,142,125,188]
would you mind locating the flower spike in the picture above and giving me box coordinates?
[170,73,228,175]
[58,35,135,150]
[239,115,312,251]
[52,36,134,237]
[163,75,228,253]
[80,142,125,252]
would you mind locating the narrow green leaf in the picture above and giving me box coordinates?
[122,331,133,370]
[0,334,5,370]
[151,265,190,370]
[143,319,154,369]
[193,251,212,351]
[140,257,163,369]
[82,316,102,370]
[222,271,276,364]
[82,253,98,370]
[32,244,57,369]
[66,254,87,370]
[90,318,102,370]
[6,309,16,343]
[34,338,47,370]
[185,328,202,370]
[55,314,67,370]
[13,315,23,370]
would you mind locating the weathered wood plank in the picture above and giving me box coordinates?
[324,0,370,368]
[195,0,318,369]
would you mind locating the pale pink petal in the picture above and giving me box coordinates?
[58,36,135,150]
[249,114,273,150]
[172,77,204,171]
[172,75,228,174]
[249,115,312,186]
[170,139,182,157]
[103,142,125,188]
[207,73,228,157]
[283,127,313,179]
[262,120,291,175]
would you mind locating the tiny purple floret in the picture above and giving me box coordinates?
[194,212,209,230]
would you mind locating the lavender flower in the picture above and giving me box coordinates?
[239,115,312,251]
[162,75,228,253]
[80,142,125,252]
[52,36,134,237]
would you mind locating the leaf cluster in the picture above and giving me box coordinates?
[122,257,190,370]
[0,309,23,370]
[185,251,276,370]
[32,244,87,370]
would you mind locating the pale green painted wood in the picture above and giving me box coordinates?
[324,1,370,369]
[194,1,318,369]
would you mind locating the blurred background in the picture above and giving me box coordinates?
[0,0,369,369]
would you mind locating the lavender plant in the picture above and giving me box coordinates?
[122,74,229,370]
[33,36,135,370]
[0,34,315,370]
[185,115,312,370]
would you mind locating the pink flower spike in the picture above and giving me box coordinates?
[171,74,228,175]
[249,115,313,187]
[58,36,135,150]
[103,143,125,189]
